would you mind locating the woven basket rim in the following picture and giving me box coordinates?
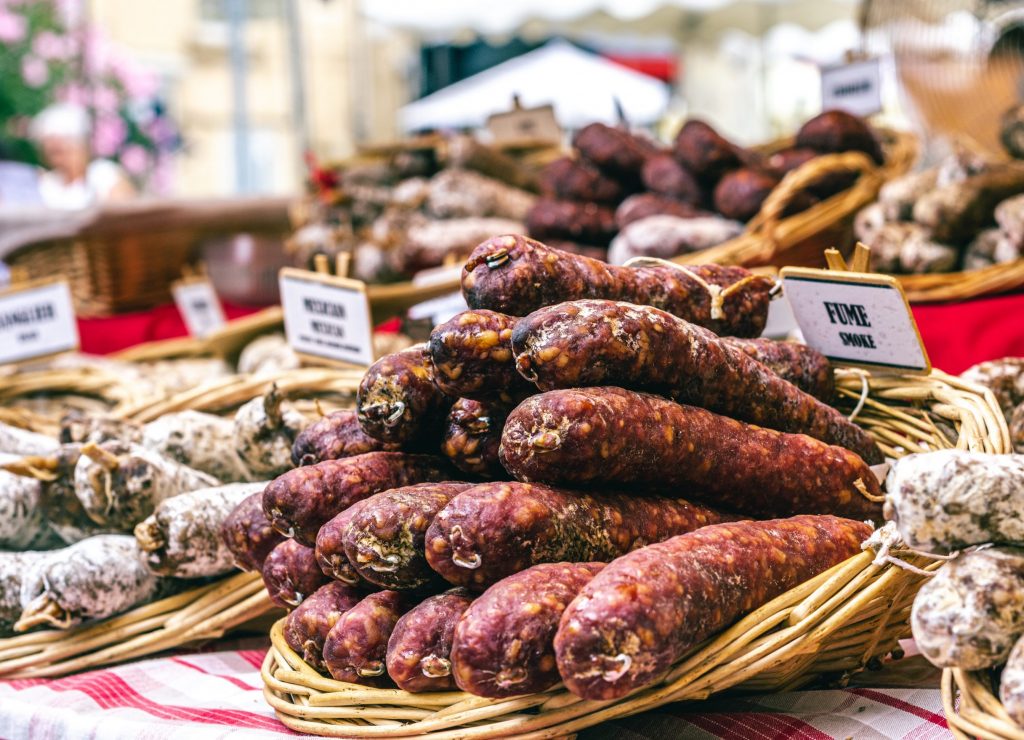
[943,667,1024,740]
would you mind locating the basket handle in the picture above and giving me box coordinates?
[748,150,878,234]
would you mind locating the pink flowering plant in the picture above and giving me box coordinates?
[0,0,180,191]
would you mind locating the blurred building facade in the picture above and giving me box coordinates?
[89,0,414,196]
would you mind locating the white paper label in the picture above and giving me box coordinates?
[279,270,374,367]
[780,271,929,372]
[172,280,226,339]
[408,291,469,327]
[0,280,79,364]
[820,58,882,117]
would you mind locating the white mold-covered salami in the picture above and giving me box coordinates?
[0,453,53,549]
[16,535,160,630]
[73,441,220,530]
[143,410,252,482]
[0,422,58,456]
[1001,634,1024,726]
[233,388,306,478]
[134,481,268,577]
[961,358,1024,419]
[885,450,1024,553]
[1,551,49,635]
[911,547,1024,670]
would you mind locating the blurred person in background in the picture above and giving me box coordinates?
[31,103,135,209]
[0,140,42,206]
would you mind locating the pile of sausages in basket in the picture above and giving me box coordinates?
[220,232,902,705]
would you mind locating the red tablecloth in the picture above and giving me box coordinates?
[78,292,1024,372]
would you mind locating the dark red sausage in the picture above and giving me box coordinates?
[221,492,286,573]
[314,498,371,586]
[539,157,624,204]
[674,120,743,182]
[526,199,617,247]
[572,123,659,182]
[426,481,730,590]
[337,482,473,590]
[283,581,365,673]
[323,590,410,686]
[440,399,509,479]
[262,452,454,547]
[500,387,882,520]
[713,168,779,222]
[427,310,532,404]
[262,539,330,609]
[386,589,474,693]
[292,409,400,466]
[641,153,702,204]
[555,515,871,700]
[615,193,709,229]
[451,562,605,698]
[357,347,452,444]
[796,110,883,164]
[510,301,875,460]
[461,235,773,338]
[720,336,834,402]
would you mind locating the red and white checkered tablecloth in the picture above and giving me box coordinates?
[0,646,951,740]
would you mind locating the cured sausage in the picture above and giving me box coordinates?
[440,399,508,479]
[73,442,220,530]
[291,409,399,467]
[615,193,708,229]
[451,561,605,698]
[357,346,452,444]
[510,301,875,460]
[0,421,58,457]
[135,481,268,577]
[1,551,48,636]
[884,451,1024,553]
[60,412,141,445]
[386,588,474,692]
[539,157,624,204]
[912,547,1024,671]
[572,123,658,182]
[719,336,834,402]
[960,357,1024,418]
[221,491,286,572]
[336,482,473,590]
[461,235,774,338]
[641,153,702,204]
[673,120,743,182]
[262,539,331,609]
[526,199,617,247]
[1001,634,1024,726]
[426,481,729,590]
[283,581,365,673]
[233,388,306,478]
[143,410,251,482]
[428,310,532,403]
[314,498,371,586]
[262,452,454,547]
[323,590,410,686]
[554,515,870,700]
[0,453,51,550]
[17,535,161,631]
[500,387,882,520]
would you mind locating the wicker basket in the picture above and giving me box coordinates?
[0,572,278,679]
[897,259,1024,304]
[260,366,1008,738]
[675,127,918,270]
[944,668,1024,740]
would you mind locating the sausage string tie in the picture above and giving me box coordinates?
[853,478,885,503]
[846,369,870,423]
[864,522,949,576]
[671,267,763,321]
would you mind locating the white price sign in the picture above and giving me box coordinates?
[820,57,882,117]
[279,267,374,367]
[172,279,226,339]
[0,279,79,364]
[780,267,930,373]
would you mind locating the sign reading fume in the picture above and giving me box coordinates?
[780,267,930,373]
[0,279,79,364]
[279,267,374,367]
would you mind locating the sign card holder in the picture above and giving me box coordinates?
[171,269,227,339]
[0,276,79,365]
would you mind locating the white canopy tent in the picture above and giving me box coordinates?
[398,40,671,132]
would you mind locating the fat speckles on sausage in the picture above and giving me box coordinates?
[283,581,365,673]
[426,481,730,590]
[221,491,286,572]
[719,337,834,402]
[511,301,876,462]
[428,310,532,403]
[500,387,882,520]
[554,516,870,700]
[291,409,400,467]
[323,590,410,685]
[441,399,509,479]
[338,482,473,590]
[386,589,474,692]
[451,561,605,698]
[357,346,452,444]
[262,539,331,609]
[315,498,372,586]
[262,452,454,547]
[461,235,773,338]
